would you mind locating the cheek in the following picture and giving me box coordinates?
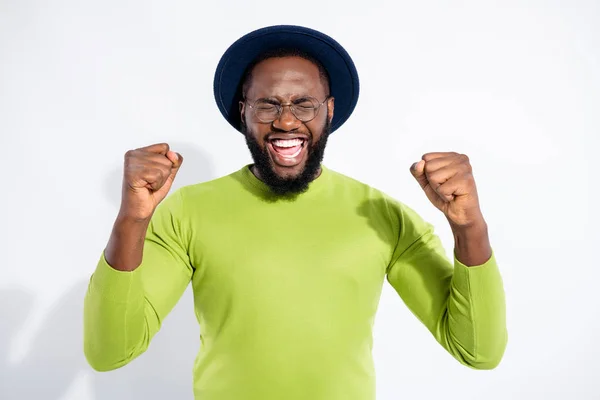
[244,121,270,144]
[306,118,327,139]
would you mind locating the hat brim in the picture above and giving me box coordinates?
[213,25,359,134]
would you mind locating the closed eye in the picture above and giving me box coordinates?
[293,98,315,108]
[256,98,280,106]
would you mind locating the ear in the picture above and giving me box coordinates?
[327,97,335,123]
[239,101,246,121]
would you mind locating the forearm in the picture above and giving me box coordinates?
[449,215,492,267]
[445,215,506,369]
[83,254,150,371]
[105,213,151,272]
[443,252,507,369]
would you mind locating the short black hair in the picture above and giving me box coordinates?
[241,48,331,98]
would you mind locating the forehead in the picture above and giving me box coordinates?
[246,56,326,99]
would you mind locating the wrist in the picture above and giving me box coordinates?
[106,214,150,272]
[450,219,487,236]
[116,208,153,225]
[447,210,486,233]
[451,219,492,267]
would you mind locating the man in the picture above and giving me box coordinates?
[84,25,507,400]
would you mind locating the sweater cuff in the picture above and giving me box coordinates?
[89,251,144,303]
[455,249,496,270]
[452,249,499,293]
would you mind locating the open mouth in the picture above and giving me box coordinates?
[267,138,308,166]
[271,138,305,156]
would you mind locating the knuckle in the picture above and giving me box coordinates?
[139,167,156,182]
[462,157,472,171]
[158,143,170,152]
[151,167,165,180]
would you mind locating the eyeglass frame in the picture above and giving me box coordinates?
[241,95,332,123]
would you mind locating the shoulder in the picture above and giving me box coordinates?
[178,167,245,200]
[325,166,402,209]
[325,166,386,199]
[324,166,428,231]
[324,166,405,226]
[156,168,245,217]
[179,174,236,197]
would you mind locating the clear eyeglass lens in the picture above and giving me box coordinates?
[253,98,319,122]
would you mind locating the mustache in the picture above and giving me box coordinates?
[264,132,312,141]
[240,117,314,142]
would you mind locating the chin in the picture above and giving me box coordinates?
[270,162,306,180]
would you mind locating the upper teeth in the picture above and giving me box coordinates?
[272,138,303,147]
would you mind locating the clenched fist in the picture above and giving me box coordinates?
[410,152,484,229]
[120,143,183,221]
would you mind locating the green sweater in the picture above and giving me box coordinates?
[84,164,507,400]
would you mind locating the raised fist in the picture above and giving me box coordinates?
[120,143,183,221]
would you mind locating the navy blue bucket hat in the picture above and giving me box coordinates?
[213,25,360,134]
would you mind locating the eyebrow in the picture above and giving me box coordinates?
[255,95,315,104]
[255,98,280,105]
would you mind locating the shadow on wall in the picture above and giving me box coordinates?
[0,283,198,400]
[0,143,216,400]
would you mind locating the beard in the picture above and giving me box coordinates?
[242,117,331,196]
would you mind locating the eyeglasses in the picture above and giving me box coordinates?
[244,96,330,123]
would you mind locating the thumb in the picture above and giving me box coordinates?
[410,160,428,188]
[153,152,183,200]
[166,151,184,180]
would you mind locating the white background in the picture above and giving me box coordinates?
[1,0,598,399]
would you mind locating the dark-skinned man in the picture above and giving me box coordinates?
[84,25,507,400]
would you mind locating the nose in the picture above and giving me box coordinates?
[272,104,302,132]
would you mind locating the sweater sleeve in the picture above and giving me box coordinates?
[83,189,193,371]
[385,201,507,369]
